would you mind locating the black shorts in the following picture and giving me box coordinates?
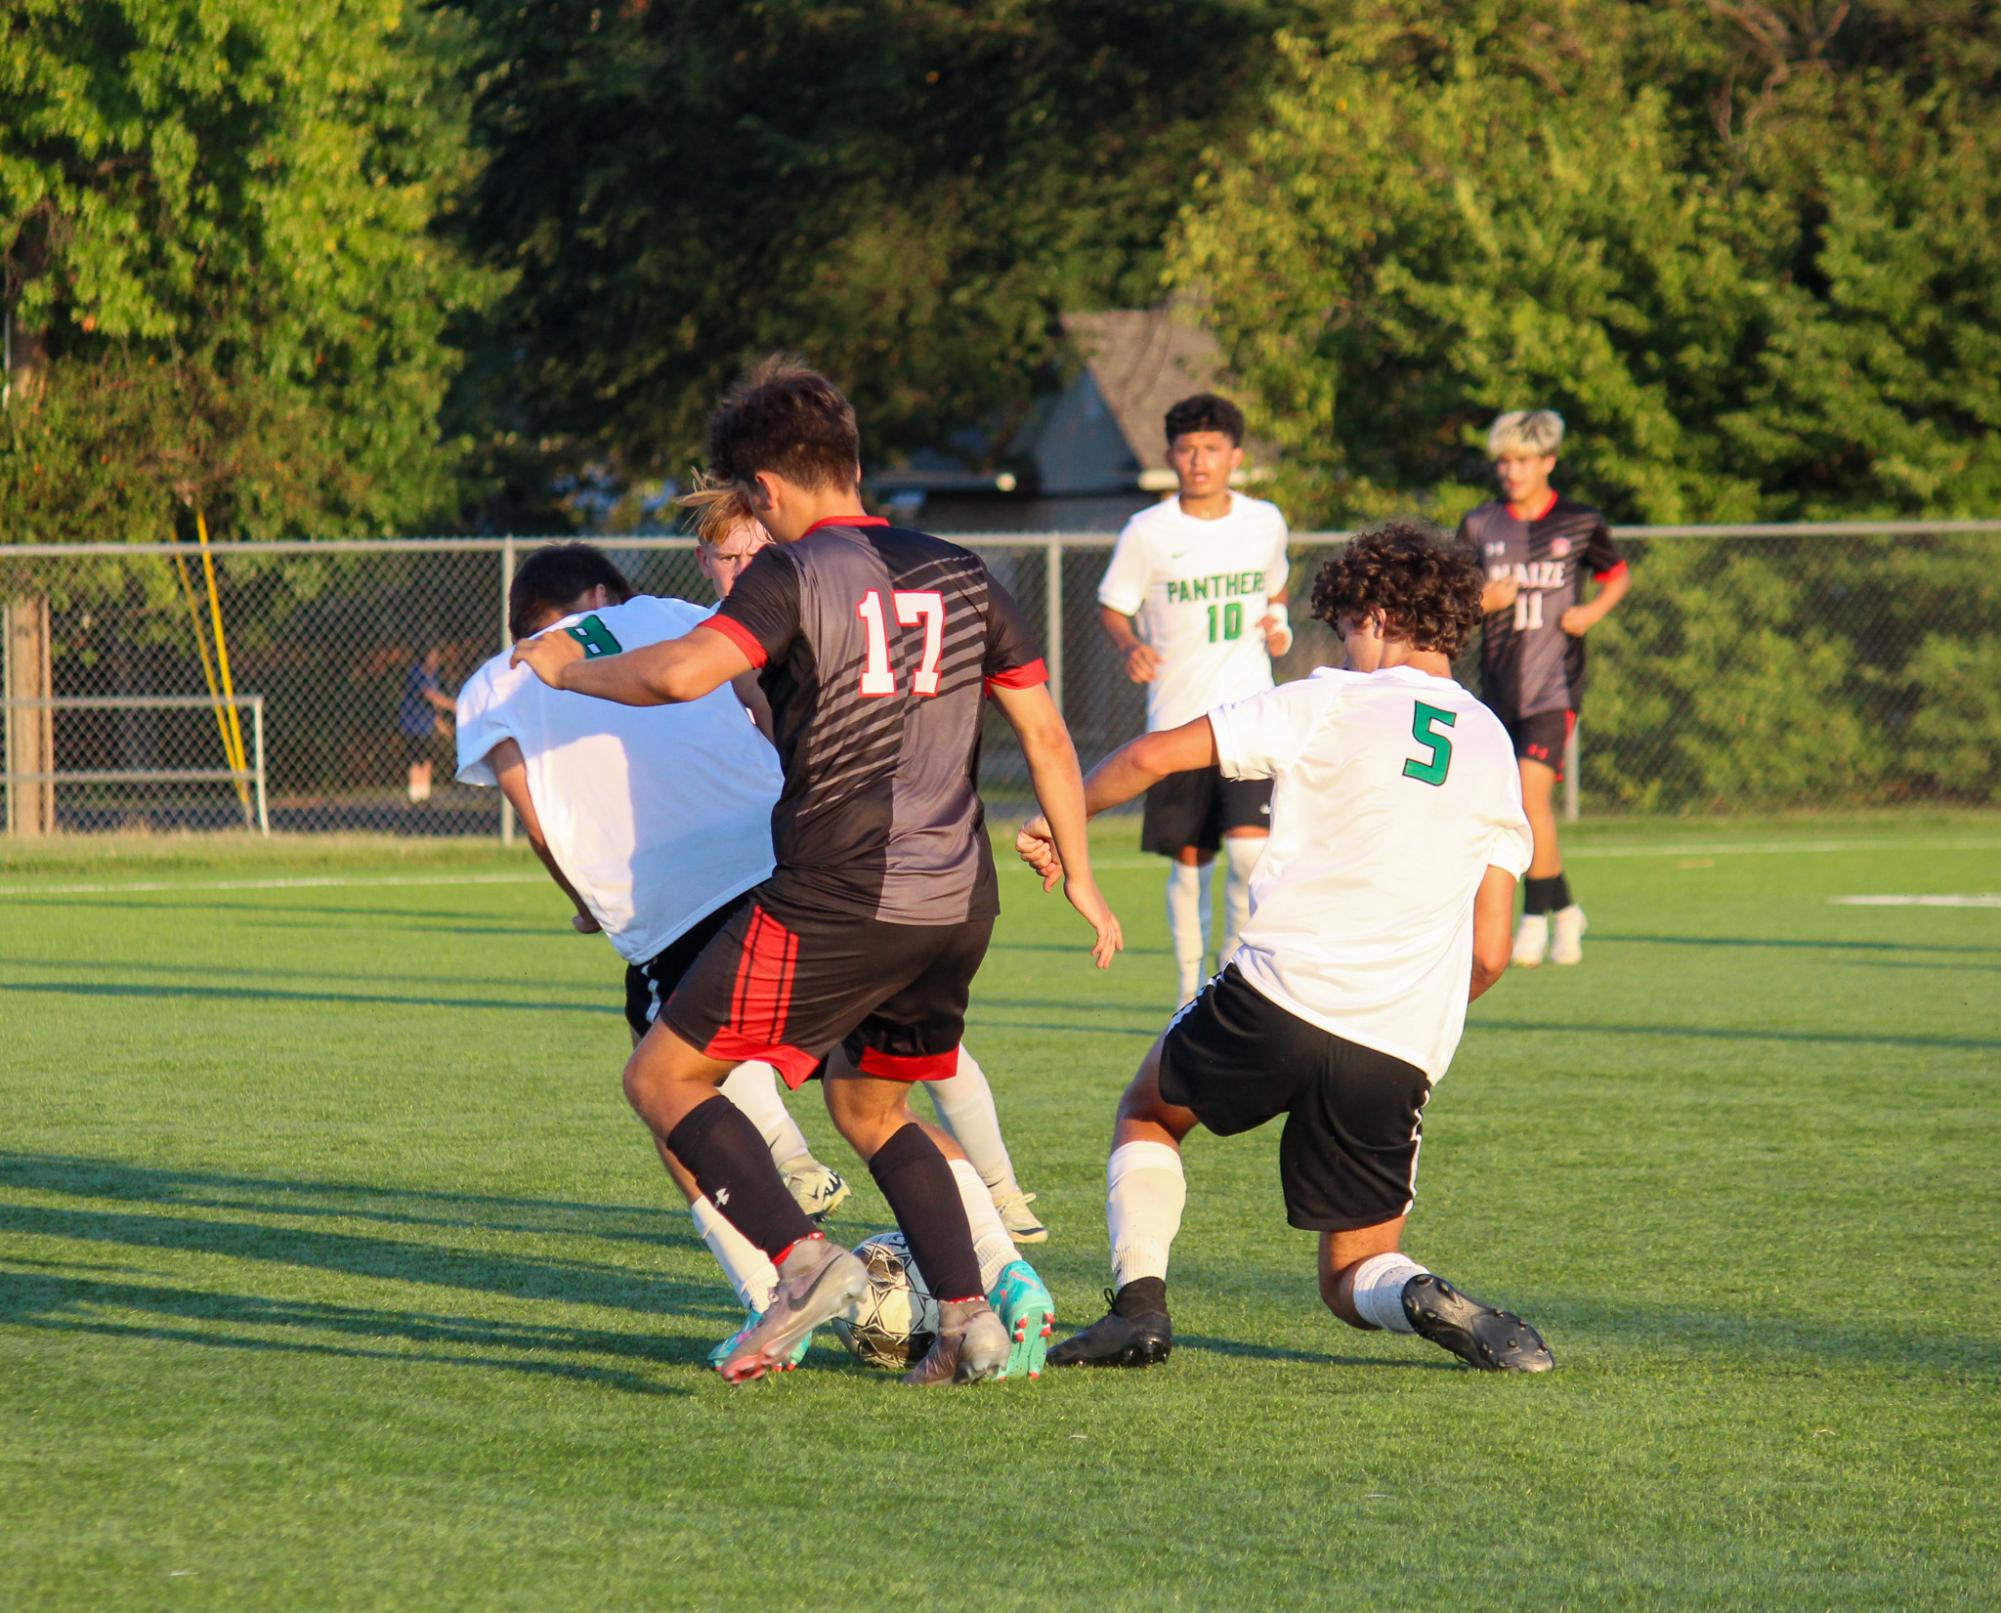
[657,890,994,1091]
[623,895,746,1040]
[1503,709,1575,780]
[1140,765,1272,857]
[1156,965,1432,1232]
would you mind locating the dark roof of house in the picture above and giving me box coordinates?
[1059,307,1274,466]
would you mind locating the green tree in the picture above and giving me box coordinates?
[452,0,1275,513]
[0,0,502,548]
[1170,0,2001,526]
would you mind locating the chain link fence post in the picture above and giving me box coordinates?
[498,536,516,849]
[1044,538,1064,719]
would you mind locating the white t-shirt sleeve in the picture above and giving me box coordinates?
[1209,676,1333,782]
[1487,767,1535,879]
[453,660,516,788]
[1096,519,1151,616]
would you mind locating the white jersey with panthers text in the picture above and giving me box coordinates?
[1097,492,1291,731]
[1208,665,1532,1083]
[455,594,782,966]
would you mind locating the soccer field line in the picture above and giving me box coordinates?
[1828,894,2001,908]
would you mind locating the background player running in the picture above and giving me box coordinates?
[1457,410,1630,967]
[516,359,1118,1386]
[1022,523,1554,1374]
[1097,393,1292,1003]
[457,543,1050,1375]
[684,478,1050,1244]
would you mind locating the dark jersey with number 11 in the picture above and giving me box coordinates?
[698,516,1046,927]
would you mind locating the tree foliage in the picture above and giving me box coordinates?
[0,0,501,545]
[452,0,1274,512]
[1171,0,2001,525]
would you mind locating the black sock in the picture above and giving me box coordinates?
[1113,1276,1167,1318]
[1551,873,1572,911]
[868,1124,984,1303]
[1524,875,1563,916]
[664,1095,815,1260]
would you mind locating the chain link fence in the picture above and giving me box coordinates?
[4,524,1997,837]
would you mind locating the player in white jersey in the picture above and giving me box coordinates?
[1029,523,1555,1373]
[463,540,1053,1376]
[1097,393,1292,1002]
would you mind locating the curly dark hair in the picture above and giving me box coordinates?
[709,354,860,493]
[1309,521,1482,658]
[1163,392,1245,447]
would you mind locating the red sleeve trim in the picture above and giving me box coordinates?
[698,613,767,669]
[856,1046,960,1082]
[1592,560,1629,584]
[984,657,1048,692]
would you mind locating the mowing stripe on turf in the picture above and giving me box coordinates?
[0,872,547,898]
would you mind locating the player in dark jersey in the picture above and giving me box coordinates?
[514,358,1121,1386]
[1456,410,1629,967]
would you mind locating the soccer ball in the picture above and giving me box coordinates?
[831,1230,939,1370]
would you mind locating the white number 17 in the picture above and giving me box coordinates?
[856,589,946,697]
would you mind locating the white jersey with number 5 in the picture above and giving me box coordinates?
[454,595,782,966]
[1208,665,1532,1083]
[1097,492,1290,731]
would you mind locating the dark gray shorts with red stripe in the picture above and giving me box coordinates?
[655,890,994,1090]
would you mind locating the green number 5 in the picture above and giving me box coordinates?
[1402,701,1456,786]
[566,614,624,658]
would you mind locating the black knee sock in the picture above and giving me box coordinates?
[868,1123,984,1303]
[665,1095,815,1260]
[1524,875,1564,916]
[1551,872,1571,910]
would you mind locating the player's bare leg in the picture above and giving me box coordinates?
[1166,846,1214,1003]
[1512,756,1573,966]
[1323,1223,1553,1372]
[625,1022,867,1382]
[1049,1039,1199,1368]
[821,1052,1011,1385]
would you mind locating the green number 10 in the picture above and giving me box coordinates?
[1402,702,1456,786]
[1205,602,1244,642]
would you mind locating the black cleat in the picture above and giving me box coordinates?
[1401,1274,1554,1373]
[1047,1287,1172,1368]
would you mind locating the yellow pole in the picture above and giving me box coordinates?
[172,550,240,790]
[193,510,252,816]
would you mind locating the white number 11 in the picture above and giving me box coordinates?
[856,589,946,697]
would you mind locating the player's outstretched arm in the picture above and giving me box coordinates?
[511,624,752,707]
[1016,714,1218,884]
[989,682,1122,969]
[1469,865,1518,1001]
[1560,564,1630,637]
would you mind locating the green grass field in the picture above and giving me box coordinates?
[2,815,1997,1610]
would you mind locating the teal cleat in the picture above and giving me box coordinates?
[987,1259,1055,1380]
[708,1309,814,1375]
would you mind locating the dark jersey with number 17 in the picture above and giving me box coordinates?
[698,517,1046,926]
[1458,495,1626,722]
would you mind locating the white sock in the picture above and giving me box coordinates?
[1348,1252,1428,1333]
[948,1157,1021,1292]
[719,1060,814,1170]
[1220,836,1263,961]
[926,1048,1021,1198]
[1107,1140,1186,1291]
[689,1194,779,1313]
[1165,862,1211,1001]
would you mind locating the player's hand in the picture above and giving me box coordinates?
[1559,605,1594,637]
[1015,816,1063,890]
[1259,613,1294,657]
[511,629,584,688]
[1064,875,1123,969]
[571,910,601,935]
[1482,575,1520,613]
[1121,642,1163,684]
